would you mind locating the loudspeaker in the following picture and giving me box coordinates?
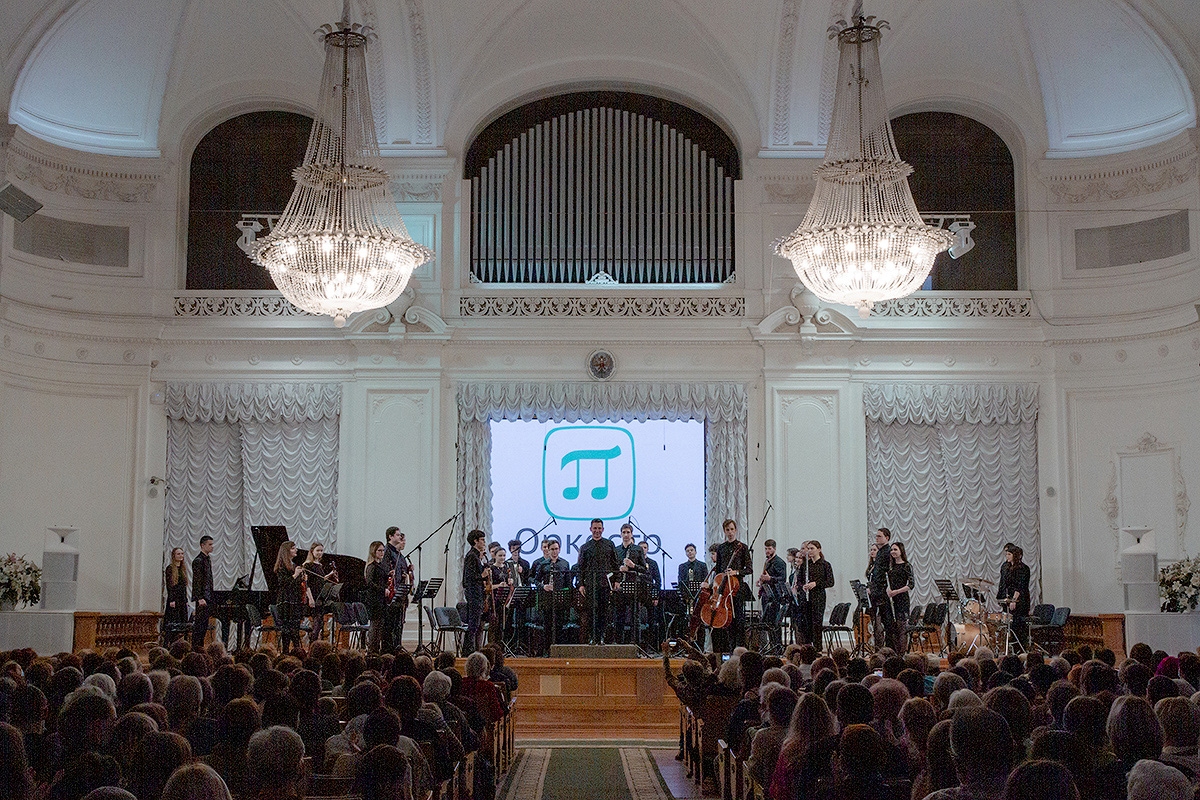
[0,183,42,222]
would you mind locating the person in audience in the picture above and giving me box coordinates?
[922,708,1014,800]
[1062,694,1124,799]
[461,652,506,723]
[165,674,216,757]
[1125,758,1191,800]
[830,723,905,799]
[747,686,795,786]
[290,669,337,771]
[58,690,117,763]
[898,698,936,777]
[1029,729,1094,798]
[1154,696,1200,780]
[127,731,193,800]
[106,712,157,784]
[0,721,34,800]
[203,697,259,799]
[354,744,413,800]
[1106,694,1163,778]
[51,750,122,800]
[160,763,233,800]
[984,686,1033,755]
[1147,674,1179,706]
[769,691,836,799]
[386,676,463,784]
[246,726,305,800]
[423,670,479,754]
[911,718,957,800]
[1001,759,1079,800]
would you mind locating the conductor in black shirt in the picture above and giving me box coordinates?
[578,518,619,644]
[191,535,215,648]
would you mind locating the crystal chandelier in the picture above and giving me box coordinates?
[248,4,432,327]
[775,15,951,318]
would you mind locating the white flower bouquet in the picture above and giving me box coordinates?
[1160,555,1200,612]
[0,554,42,609]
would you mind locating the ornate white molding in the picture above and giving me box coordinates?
[771,0,799,147]
[459,296,745,318]
[403,0,434,144]
[403,304,449,335]
[389,164,451,202]
[5,138,159,203]
[1104,432,1192,570]
[869,295,1032,318]
[1038,138,1199,203]
[174,295,312,318]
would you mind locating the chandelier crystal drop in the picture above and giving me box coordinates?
[774,15,951,318]
[248,6,432,327]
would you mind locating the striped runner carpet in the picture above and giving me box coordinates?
[501,747,677,800]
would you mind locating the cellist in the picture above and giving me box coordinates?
[463,529,493,655]
[712,518,752,652]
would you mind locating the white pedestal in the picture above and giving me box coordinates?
[1123,611,1200,655]
[0,609,75,653]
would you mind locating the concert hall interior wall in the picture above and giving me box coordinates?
[0,0,1196,631]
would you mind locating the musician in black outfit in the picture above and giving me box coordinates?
[998,542,1031,647]
[273,539,311,654]
[796,540,836,648]
[382,527,411,652]
[506,538,530,651]
[462,529,492,655]
[678,543,707,587]
[163,547,189,643]
[613,524,647,644]
[577,519,619,644]
[191,536,215,649]
[868,528,894,651]
[534,538,571,651]
[640,540,663,647]
[712,519,752,651]
[884,541,914,653]
[757,539,788,650]
[786,547,802,644]
[363,540,388,652]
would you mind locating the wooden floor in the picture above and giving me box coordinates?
[507,657,680,740]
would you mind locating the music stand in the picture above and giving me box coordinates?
[613,575,641,648]
[412,578,443,657]
[849,580,872,657]
[504,586,531,657]
[933,580,960,655]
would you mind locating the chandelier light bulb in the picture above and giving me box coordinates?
[773,15,951,317]
[247,10,432,326]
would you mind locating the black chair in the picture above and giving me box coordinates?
[431,606,469,654]
[909,602,947,653]
[824,602,853,651]
[1030,606,1070,654]
[336,602,370,649]
[245,603,276,649]
[269,602,306,649]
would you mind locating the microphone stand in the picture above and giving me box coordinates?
[745,501,772,650]
[406,512,459,655]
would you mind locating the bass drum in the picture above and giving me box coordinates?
[948,622,985,654]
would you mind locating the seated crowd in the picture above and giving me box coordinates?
[664,639,1200,800]
[0,638,516,800]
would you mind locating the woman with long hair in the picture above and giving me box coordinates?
[885,541,914,653]
[798,540,835,650]
[274,540,312,654]
[164,547,190,643]
[363,540,388,653]
[998,542,1031,648]
[769,692,837,799]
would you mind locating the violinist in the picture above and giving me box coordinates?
[577,519,619,645]
[274,539,314,654]
[757,539,787,650]
[712,519,752,651]
[383,527,413,652]
[363,540,388,653]
[463,529,492,655]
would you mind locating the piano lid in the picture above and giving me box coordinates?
[250,525,366,598]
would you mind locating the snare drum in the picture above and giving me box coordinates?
[962,598,983,620]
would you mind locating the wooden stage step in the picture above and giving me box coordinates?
[506,657,680,741]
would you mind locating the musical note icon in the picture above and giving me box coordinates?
[561,446,622,500]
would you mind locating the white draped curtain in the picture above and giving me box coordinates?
[456,381,748,560]
[864,383,1040,606]
[164,382,341,591]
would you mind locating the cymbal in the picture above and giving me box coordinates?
[963,577,996,587]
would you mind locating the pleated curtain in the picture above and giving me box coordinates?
[164,383,341,591]
[864,383,1040,606]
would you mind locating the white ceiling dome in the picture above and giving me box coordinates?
[4,0,1196,159]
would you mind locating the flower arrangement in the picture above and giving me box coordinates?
[0,554,42,609]
[1160,555,1200,612]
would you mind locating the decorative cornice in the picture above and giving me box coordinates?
[459,296,746,318]
[1038,136,1199,203]
[175,295,312,318]
[870,295,1032,318]
[389,163,452,202]
[4,138,160,203]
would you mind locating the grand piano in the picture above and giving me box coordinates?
[211,525,366,649]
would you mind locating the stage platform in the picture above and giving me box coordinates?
[505,656,679,741]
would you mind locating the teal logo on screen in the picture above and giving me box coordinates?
[543,426,635,520]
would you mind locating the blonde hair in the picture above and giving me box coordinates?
[367,541,385,564]
[166,548,189,587]
[303,543,324,564]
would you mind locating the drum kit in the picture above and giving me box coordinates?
[945,576,1024,656]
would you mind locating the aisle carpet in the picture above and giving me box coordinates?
[501,747,681,800]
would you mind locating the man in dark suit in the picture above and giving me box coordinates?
[382,526,411,652]
[758,539,788,650]
[577,519,618,644]
[868,527,894,650]
[613,523,647,644]
[678,543,707,588]
[191,535,215,648]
